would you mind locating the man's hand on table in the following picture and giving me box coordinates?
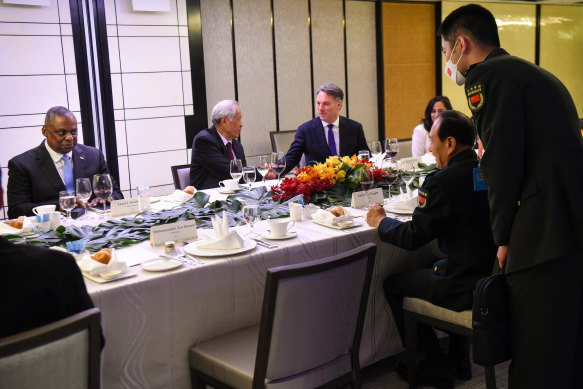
[497,245,508,269]
[366,204,386,228]
[89,197,113,208]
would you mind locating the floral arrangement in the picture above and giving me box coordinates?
[271,155,387,204]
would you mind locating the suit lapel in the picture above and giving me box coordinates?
[72,146,86,180]
[35,143,65,193]
[313,118,329,156]
[338,116,348,156]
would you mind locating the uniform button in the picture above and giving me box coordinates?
[517,200,521,207]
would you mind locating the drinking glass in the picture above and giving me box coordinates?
[242,166,256,190]
[399,161,416,194]
[256,155,270,184]
[270,151,286,185]
[358,150,370,161]
[92,174,113,217]
[230,159,243,182]
[75,178,92,209]
[381,159,398,201]
[385,138,399,163]
[370,141,382,163]
[358,168,374,210]
[59,190,76,225]
[242,204,259,236]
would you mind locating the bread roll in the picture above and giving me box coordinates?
[5,216,25,229]
[93,248,112,264]
[328,206,345,217]
[183,186,195,194]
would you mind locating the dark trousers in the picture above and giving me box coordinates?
[506,248,583,389]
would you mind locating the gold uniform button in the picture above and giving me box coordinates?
[517,200,521,207]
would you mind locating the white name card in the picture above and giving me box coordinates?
[351,188,384,209]
[150,220,198,246]
[110,198,140,216]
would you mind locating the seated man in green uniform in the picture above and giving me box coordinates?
[367,110,496,388]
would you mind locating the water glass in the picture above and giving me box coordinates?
[230,159,243,181]
[242,204,259,236]
[59,190,76,225]
[76,178,92,208]
[242,166,256,190]
[137,184,151,212]
[256,155,270,184]
[358,150,371,161]
[370,141,382,162]
[358,168,374,210]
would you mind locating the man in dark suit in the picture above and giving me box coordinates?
[367,111,496,388]
[7,106,123,219]
[0,169,97,339]
[283,83,369,175]
[190,100,247,190]
[440,5,583,388]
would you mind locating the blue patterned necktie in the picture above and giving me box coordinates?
[62,154,75,193]
[327,124,338,156]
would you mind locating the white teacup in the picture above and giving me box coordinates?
[33,204,56,215]
[267,218,295,238]
[219,179,239,191]
[289,202,303,222]
[303,204,319,219]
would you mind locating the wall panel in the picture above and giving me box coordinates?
[273,0,313,131]
[346,0,378,143]
[233,0,277,157]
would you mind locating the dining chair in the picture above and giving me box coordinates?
[402,298,497,389]
[171,164,191,190]
[189,243,377,389]
[0,307,102,389]
[269,130,305,168]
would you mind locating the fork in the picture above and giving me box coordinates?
[250,237,278,249]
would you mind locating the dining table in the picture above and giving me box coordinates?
[78,181,442,389]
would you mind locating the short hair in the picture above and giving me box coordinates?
[422,96,453,132]
[435,110,476,147]
[211,100,239,125]
[44,106,75,126]
[316,83,344,101]
[438,4,500,49]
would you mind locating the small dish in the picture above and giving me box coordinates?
[141,257,183,272]
[218,188,238,194]
[261,231,297,240]
[183,238,256,257]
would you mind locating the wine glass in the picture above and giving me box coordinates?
[358,150,370,161]
[230,159,243,183]
[59,190,76,225]
[75,178,92,210]
[92,174,113,217]
[381,159,398,201]
[358,168,374,210]
[385,138,399,164]
[242,204,259,236]
[270,151,286,185]
[256,155,270,184]
[370,141,382,164]
[399,161,416,195]
[242,166,256,190]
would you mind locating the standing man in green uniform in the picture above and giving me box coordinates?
[439,4,583,388]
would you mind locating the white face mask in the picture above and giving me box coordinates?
[445,39,465,86]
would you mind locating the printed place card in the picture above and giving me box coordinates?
[110,198,140,217]
[150,220,198,246]
[351,188,384,208]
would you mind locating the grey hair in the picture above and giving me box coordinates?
[316,83,344,101]
[44,106,75,126]
[211,100,239,125]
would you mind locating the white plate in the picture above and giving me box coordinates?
[313,219,363,230]
[183,238,256,257]
[83,271,136,284]
[141,258,183,272]
[218,188,238,194]
[385,205,415,215]
[261,231,297,240]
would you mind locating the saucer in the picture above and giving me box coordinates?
[261,231,297,240]
[218,188,238,194]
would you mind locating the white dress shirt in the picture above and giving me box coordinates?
[44,141,73,185]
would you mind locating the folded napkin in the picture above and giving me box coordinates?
[312,208,354,226]
[0,217,34,235]
[388,189,418,211]
[198,210,244,250]
[421,153,436,165]
[165,190,195,203]
[78,248,129,277]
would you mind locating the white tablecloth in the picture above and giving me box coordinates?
[84,186,442,389]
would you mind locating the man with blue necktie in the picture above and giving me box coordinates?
[283,83,369,175]
[7,106,123,218]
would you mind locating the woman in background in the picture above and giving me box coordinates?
[412,96,452,156]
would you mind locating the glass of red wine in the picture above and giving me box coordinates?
[384,138,399,164]
[382,159,398,201]
[358,167,374,210]
[92,173,113,218]
[270,151,286,185]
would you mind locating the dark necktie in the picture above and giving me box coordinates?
[62,154,75,193]
[327,124,338,156]
[226,142,235,160]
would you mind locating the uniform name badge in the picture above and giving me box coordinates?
[473,167,487,191]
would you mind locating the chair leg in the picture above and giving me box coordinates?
[190,369,207,389]
[484,365,497,389]
[403,311,418,389]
